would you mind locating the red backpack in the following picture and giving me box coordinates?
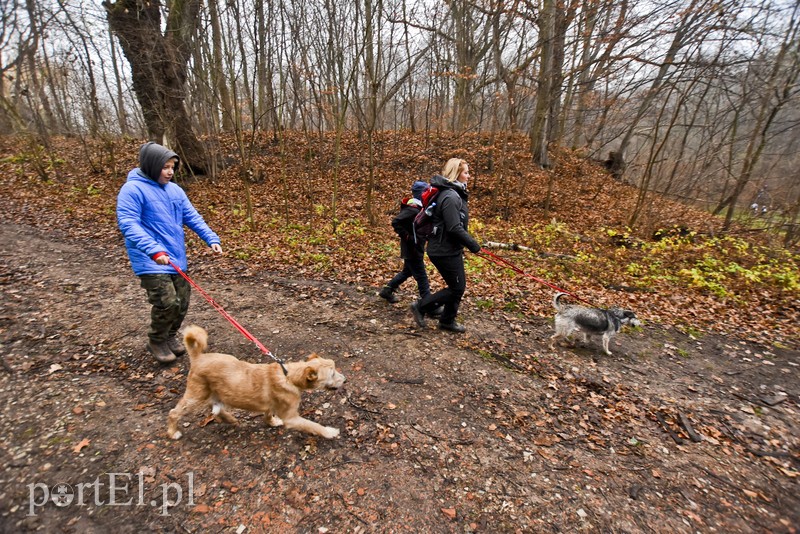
[412,186,441,245]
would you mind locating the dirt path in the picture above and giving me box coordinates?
[0,221,798,533]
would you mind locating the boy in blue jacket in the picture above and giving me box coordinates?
[117,142,223,363]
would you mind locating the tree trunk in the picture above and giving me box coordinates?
[104,0,208,174]
[208,0,234,132]
[108,28,129,136]
[530,0,554,169]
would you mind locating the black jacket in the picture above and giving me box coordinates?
[391,197,423,259]
[425,174,480,257]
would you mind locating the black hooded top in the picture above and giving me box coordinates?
[138,142,180,181]
[425,174,481,257]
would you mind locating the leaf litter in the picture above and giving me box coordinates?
[0,134,797,532]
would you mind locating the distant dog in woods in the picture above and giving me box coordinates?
[167,325,345,440]
[550,293,641,355]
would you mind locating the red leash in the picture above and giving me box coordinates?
[476,249,593,306]
[168,261,288,375]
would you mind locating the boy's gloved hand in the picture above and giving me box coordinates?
[153,252,170,265]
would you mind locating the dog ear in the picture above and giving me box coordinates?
[304,367,318,383]
[305,353,320,361]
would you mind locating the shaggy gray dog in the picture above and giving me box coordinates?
[550,293,641,355]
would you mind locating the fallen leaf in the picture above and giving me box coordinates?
[49,364,63,374]
[534,435,558,447]
[139,466,156,483]
[193,504,210,513]
[778,467,798,478]
[441,508,456,520]
[72,438,90,453]
[683,509,704,524]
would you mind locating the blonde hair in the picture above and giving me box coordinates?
[442,158,467,182]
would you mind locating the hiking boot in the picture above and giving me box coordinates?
[167,335,186,356]
[379,286,399,304]
[147,340,176,363]
[428,305,445,318]
[438,321,466,333]
[410,302,427,328]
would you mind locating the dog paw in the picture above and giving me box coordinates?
[268,416,284,427]
[169,430,182,440]
[322,427,340,439]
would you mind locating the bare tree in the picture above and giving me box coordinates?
[104,0,208,173]
[530,0,555,170]
[607,0,721,180]
[715,4,800,230]
[353,0,430,224]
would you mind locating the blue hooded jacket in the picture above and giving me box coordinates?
[117,142,220,276]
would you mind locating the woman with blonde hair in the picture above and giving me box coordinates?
[410,158,481,333]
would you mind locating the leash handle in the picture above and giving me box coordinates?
[167,261,288,374]
[476,250,593,306]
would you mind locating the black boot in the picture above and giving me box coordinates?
[410,302,427,327]
[428,305,445,318]
[379,285,399,304]
[438,321,466,333]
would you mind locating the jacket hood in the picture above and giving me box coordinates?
[138,142,180,181]
[430,174,468,198]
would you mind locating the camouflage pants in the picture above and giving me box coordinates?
[139,274,191,343]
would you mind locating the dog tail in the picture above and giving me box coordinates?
[553,292,568,311]
[182,325,208,360]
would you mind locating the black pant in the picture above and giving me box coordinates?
[388,256,430,298]
[417,253,466,324]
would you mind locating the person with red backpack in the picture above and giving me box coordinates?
[410,158,481,333]
[378,180,432,304]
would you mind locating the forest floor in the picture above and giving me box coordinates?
[0,133,798,533]
[0,220,798,533]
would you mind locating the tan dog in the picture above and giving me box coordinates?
[167,325,345,440]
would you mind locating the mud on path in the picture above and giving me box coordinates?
[0,221,798,533]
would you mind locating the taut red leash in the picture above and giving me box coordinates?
[168,261,288,375]
[476,249,593,306]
